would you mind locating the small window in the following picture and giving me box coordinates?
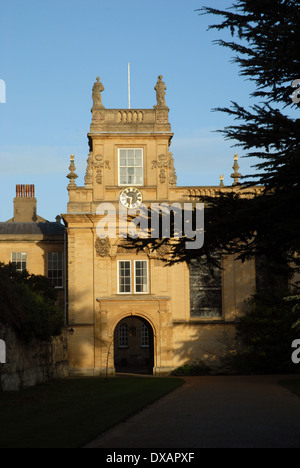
[118,260,132,294]
[11,252,27,272]
[134,260,149,294]
[119,148,144,186]
[119,323,129,348]
[141,323,149,348]
[48,252,63,288]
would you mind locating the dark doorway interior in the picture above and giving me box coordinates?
[114,316,154,375]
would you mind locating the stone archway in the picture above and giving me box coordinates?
[114,316,154,375]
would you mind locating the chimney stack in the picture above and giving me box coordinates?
[13,184,38,222]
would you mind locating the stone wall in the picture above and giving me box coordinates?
[0,323,69,391]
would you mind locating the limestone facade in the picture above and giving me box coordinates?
[62,76,257,376]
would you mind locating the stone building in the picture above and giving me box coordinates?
[0,184,66,314]
[0,76,268,377]
[62,76,258,376]
[0,185,69,390]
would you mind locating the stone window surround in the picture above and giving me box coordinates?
[118,148,144,186]
[117,259,149,295]
[11,252,27,272]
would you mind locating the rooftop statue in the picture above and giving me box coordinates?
[154,75,168,109]
[92,76,105,110]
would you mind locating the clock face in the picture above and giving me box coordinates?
[120,187,143,209]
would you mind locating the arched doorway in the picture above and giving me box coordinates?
[114,316,154,375]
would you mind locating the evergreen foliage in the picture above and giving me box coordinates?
[130,1,300,279]
[195,1,300,273]
[0,263,64,342]
[222,292,300,374]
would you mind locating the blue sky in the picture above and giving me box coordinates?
[0,0,257,222]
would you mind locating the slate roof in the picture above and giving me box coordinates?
[0,222,65,236]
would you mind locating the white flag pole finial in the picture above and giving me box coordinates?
[128,63,131,109]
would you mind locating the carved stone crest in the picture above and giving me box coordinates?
[152,154,170,169]
[95,237,111,257]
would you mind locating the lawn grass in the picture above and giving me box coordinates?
[0,376,183,448]
[279,378,300,398]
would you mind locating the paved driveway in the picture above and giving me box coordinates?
[84,375,300,449]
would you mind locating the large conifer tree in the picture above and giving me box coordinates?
[131,1,300,279]
[200,0,300,188]
[195,0,300,276]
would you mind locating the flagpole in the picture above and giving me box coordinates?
[128,63,131,109]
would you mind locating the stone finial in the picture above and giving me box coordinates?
[230,154,242,186]
[92,76,105,111]
[67,154,78,189]
[220,174,224,187]
[154,75,168,109]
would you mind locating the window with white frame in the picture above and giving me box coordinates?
[118,260,149,294]
[11,252,27,272]
[48,252,63,288]
[118,260,132,294]
[134,261,149,294]
[118,148,144,186]
[119,323,129,348]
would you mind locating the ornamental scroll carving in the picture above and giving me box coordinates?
[84,152,110,186]
[152,152,177,186]
[95,237,111,257]
[159,169,166,184]
[84,152,93,186]
[95,154,110,185]
[168,153,177,186]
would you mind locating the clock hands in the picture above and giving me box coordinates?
[126,193,136,208]
[120,188,143,209]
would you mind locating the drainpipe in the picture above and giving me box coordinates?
[62,217,68,326]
